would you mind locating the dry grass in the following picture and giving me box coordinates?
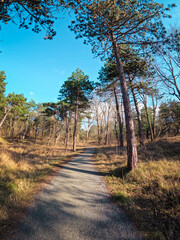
[94,136,180,240]
[0,138,83,239]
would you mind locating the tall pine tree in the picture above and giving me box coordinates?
[69,0,173,170]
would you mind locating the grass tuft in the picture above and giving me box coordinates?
[95,136,180,240]
[0,139,82,239]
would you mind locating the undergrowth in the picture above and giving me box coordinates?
[0,138,82,239]
[95,136,180,240]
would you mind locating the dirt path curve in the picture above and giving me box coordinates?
[12,148,143,240]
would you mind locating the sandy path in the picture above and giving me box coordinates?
[12,148,143,240]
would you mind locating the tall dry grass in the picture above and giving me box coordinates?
[0,138,82,239]
[95,136,180,240]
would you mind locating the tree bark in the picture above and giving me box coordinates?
[66,111,71,152]
[34,120,39,143]
[152,95,156,138]
[54,131,61,146]
[73,90,79,152]
[143,96,153,141]
[113,86,124,147]
[41,118,45,138]
[22,117,29,140]
[11,118,15,139]
[86,118,93,143]
[129,77,144,146]
[96,107,101,144]
[111,30,138,170]
[0,107,12,129]
[105,104,111,145]
[144,96,154,141]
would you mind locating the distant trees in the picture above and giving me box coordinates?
[0,71,7,125]
[158,101,180,136]
[59,69,94,151]
[0,72,29,131]
[98,58,124,147]
[0,66,179,154]
[0,1,179,162]
[0,69,95,149]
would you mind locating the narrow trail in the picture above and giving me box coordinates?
[12,148,143,240]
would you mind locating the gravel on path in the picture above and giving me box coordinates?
[11,148,143,240]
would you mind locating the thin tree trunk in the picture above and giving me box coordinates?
[0,107,12,129]
[11,118,15,139]
[143,97,154,141]
[129,78,144,146]
[111,30,138,170]
[113,86,124,147]
[105,104,111,145]
[54,131,61,146]
[22,117,29,140]
[34,121,39,143]
[114,120,119,144]
[73,90,79,152]
[152,95,156,138]
[66,111,71,152]
[41,118,45,138]
[96,108,101,144]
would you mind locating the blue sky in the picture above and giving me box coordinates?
[0,14,103,103]
[0,1,179,103]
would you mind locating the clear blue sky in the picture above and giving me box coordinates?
[0,14,103,103]
[0,1,179,103]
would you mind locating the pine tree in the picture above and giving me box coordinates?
[59,69,94,151]
[0,0,82,39]
[69,0,173,170]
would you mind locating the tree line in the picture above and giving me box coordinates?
[0,0,179,171]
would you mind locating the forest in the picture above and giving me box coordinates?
[0,1,180,240]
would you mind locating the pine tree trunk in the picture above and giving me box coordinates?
[41,118,45,138]
[152,95,156,138]
[111,31,138,170]
[129,78,144,146]
[0,107,12,129]
[73,91,79,152]
[105,105,110,145]
[143,97,154,142]
[11,119,15,139]
[54,131,61,146]
[96,108,101,144]
[66,112,71,152]
[22,118,29,140]
[34,121,38,143]
[113,86,124,147]
[114,120,119,143]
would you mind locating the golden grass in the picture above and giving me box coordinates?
[94,136,180,240]
[0,139,83,239]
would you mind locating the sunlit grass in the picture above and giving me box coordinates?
[94,136,180,240]
[0,139,82,239]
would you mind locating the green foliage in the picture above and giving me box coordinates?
[7,93,28,116]
[43,101,69,121]
[0,71,7,110]
[58,68,94,110]
[98,58,118,87]
[0,0,63,39]
[159,101,180,135]
[70,0,172,57]
[0,1,90,39]
[141,106,154,133]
